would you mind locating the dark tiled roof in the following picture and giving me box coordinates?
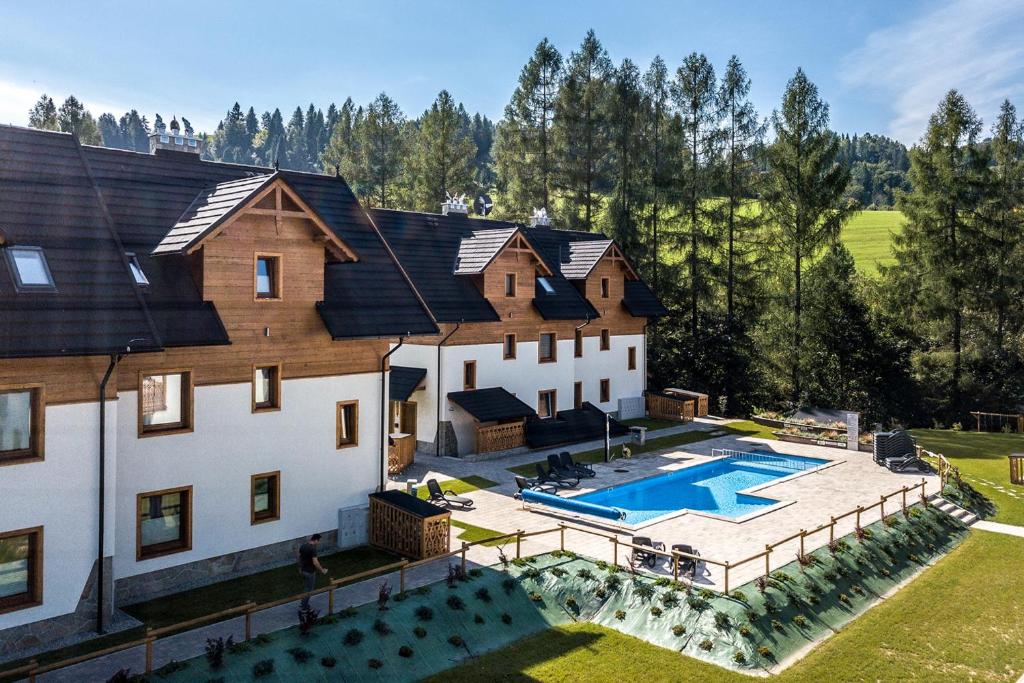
[622,280,669,318]
[389,365,427,402]
[453,226,518,274]
[532,275,599,321]
[561,240,613,279]
[153,174,275,254]
[0,125,161,358]
[447,387,536,422]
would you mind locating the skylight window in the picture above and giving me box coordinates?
[126,253,150,286]
[5,246,55,291]
[537,276,556,295]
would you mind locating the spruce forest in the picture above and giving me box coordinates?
[26,31,1024,428]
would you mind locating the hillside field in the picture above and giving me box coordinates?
[841,210,904,275]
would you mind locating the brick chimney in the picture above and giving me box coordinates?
[149,116,202,156]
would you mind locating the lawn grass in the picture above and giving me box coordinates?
[911,429,1024,526]
[721,419,779,441]
[840,210,904,275]
[451,519,512,547]
[415,475,498,500]
[619,417,678,431]
[433,531,1024,682]
[123,545,398,629]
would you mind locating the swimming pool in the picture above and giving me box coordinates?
[574,452,829,524]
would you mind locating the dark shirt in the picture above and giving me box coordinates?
[298,542,317,573]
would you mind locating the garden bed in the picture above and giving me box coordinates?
[139,507,967,681]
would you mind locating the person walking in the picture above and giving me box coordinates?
[298,533,328,609]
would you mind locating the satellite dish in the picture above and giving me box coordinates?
[474,194,494,216]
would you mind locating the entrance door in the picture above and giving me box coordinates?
[399,401,417,440]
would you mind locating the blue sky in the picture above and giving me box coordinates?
[2,0,1022,144]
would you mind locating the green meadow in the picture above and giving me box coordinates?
[841,210,904,274]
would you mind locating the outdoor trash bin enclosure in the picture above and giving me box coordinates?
[369,489,451,560]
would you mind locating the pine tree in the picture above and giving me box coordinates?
[117,110,150,152]
[493,38,562,218]
[245,107,259,140]
[213,103,251,163]
[254,109,286,166]
[285,106,309,171]
[641,56,680,299]
[97,113,124,148]
[470,113,496,188]
[407,90,476,211]
[761,68,852,402]
[321,98,356,175]
[351,93,406,207]
[604,58,646,258]
[56,96,101,144]
[554,29,613,230]
[304,103,325,170]
[672,52,722,340]
[27,95,58,130]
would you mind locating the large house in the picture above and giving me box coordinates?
[0,123,436,655]
[374,200,667,457]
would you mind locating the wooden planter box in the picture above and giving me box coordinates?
[773,432,847,449]
[369,490,450,560]
[752,415,785,429]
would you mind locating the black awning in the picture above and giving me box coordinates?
[447,387,536,422]
[390,365,427,402]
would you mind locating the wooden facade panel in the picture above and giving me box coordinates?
[0,356,118,404]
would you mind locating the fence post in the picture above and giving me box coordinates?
[673,552,679,582]
[880,495,886,522]
[26,660,37,683]
[461,542,469,575]
[515,530,522,559]
[764,545,772,577]
[244,607,253,640]
[920,478,928,506]
[145,630,154,673]
[902,486,908,515]
[830,517,836,543]
[724,561,730,594]
[856,506,863,528]
[328,587,335,615]
[559,524,565,552]
[799,530,806,559]
[612,537,619,567]
[400,563,406,594]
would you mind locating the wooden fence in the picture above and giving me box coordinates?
[387,434,415,475]
[1,478,933,682]
[476,420,525,453]
[645,393,694,423]
[1010,454,1024,486]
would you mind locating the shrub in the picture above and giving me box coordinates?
[502,577,517,594]
[566,596,578,610]
[413,626,427,638]
[755,575,768,593]
[446,595,465,610]
[698,587,716,599]
[714,611,730,629]
[745,610,758,622]
[733,651,747,664]
[474,613,485,624]
[792,614,807,627]
[771,619,784,632]
[633,581,655,602]
[368,659,383,669]
[909,553,921,563]
[344,628,364,646]
[522,567,541,581]
[662,591,679,608]
[838,593,851,605]
[851,584,865,595]
[881,567,892,577]
[595,560,609,570]
[614,609,626,620]
[254,633,274,645]
[502,612,512,624]
[730,590,747,603]
[205,636,233,670]
[577,568,595,581]
[595,587,607,599]
[654,576,672,587]
[338,606,358,619]
[699,639,713,651]
[686,595,708,611]
[469,568,483,577]
[796,552,815,568]
[286,647,313,664]
[757,646,774,660]
[227,640,251,654]
[650,606,663,617]
[414,585,431,596]
[551,567,567,578]
[739,624,751,638]
[373,619,392,635]
[603,574,622,591]
[448,634,465,647]
[320,657,336,668]
[378,581,392,610]
[672,624,686,636]
[297,606,320,636]
[398,645,414,658]
[764,600,778,614]
[253,659,274,678]
[415,605,434,621]
[809,595,821,605]
[475,587,492,603]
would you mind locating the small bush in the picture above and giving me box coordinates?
[745,610,758,622]
[529,591,544,602]
[338,606,358,619]
[604,574,622,591]
[413,626,427,638]
[793,614,807,627]
[551,567,567,578]
[809,595,821,605]
[733,651,747,664]
[764,600,778,614]
[881,567,892,577]
[522,566,541,581]
[596,560,609,570]
[730,589,747,603]
[757,646,774,660]
[714,611,730,629]
[686,595,708,611]
[415,605,434,621]
[672,624,686,636]
[699,639,713,651]
[414,585,431,596]
[469,568,483,577]
[502,612,512,624]
[502,577,517,594]
[577,568,595,580]
[633,581,655,602]
[771,619,784,632]
[286,647,313,664]
[253,659,274,678]
[254,633,274,645]
[650,606,662,617]
[474,587,492,603]
[595,587,608,599]
[373,619,392,635]
[474,613,485,624]
[614,609,626,620]
[448,634,465,647]
[320,656,336,668]
[654,576,672,587]
[698,587,716,599]
[368,659,383,669]
[344,628,364,646]
[205,636,233,670]
[838,593,851,605]
[566,596,578,610]
[661,591,679,608]
[227,640,251,654]
[447,595,465,610]
[739,624,751,638]
[851,584,864,595]
[398,645,414,658]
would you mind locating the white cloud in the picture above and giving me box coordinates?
[841,0,1024,143]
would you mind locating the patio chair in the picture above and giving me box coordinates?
[513,475,558,499]
[548,453,586,481]
[536,462,577,488]
[559,451,595,478]
[885,452,930,473]
[631,536,666,569]
[425,479,474,508]
[671,543,701,578]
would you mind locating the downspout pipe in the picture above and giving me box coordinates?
[96,352,121,634]
[435,321,462,457]
[380,335,407,492]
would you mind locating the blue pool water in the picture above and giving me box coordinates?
[576,452,828,523]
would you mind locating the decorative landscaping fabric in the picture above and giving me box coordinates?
[148,506,967,681]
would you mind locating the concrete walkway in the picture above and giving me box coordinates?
[973,519,1024,538]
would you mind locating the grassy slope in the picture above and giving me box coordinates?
[840,210,904,275]
[435,532,1024,683]
[911,429,1024,526]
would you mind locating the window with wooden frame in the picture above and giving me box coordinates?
[463,360,477,390]
[503,333,517,360]
[600,276,610,299]
[539,332,556,363]
[251,472,280,524]
[336,400,358,448]
[574,328,583,358]
[600,329,611,351]
[139,371,192,436]
[600,378,611,403]
[254,253,281,300]
[628,346,637,370]
[252,364,281,412]
[504,272,517,297]
[538,389,557,419]
[0,385,44,465]
[137,486,192,560]
[573,381,583,409]
[0,526,42,614]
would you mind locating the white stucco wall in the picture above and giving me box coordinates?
[0,401,117,630]
[390,343,439,446]
[573,333,646,411]
[113,372,383,580]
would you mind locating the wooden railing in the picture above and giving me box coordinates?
[388,434,415,475]
[645,393,694,423]
[0,477,936,682]
[476,420,525,453]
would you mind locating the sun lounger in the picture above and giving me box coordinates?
[631,536,666,569]
[559,451,595,478]
[671,543,701,578]
[426,479,474,508]
[548,453,586,481]
[513,475,558,499]
[885,452,929,473]
[536,462,577,488]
